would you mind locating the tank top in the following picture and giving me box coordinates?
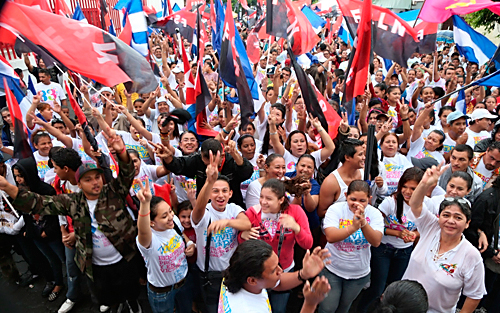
[331,168,364,203]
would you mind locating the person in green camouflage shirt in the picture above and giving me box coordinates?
[0,129,142,313]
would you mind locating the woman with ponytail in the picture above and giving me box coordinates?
[358,167,423,313]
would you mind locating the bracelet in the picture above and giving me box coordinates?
[402,118,409,122]
[186,241,195,247]
[361,220,368,228]
[259,169,266,172]
[120,146,126,155]
[138,211,150,217]
[383,227,387,235]
[222,128,230,135]
[297,269,307,283]
[270,131,278,136]
[317,128,325,133]
[338,126,350,136]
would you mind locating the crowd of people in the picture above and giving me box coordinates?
[1,23,500,313]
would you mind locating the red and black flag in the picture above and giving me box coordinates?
[266,0,288,38]
[285,0,320,55]
[343,0,372,104]
[1,2,157,94]
[99,0,111,31]
[247,17,266,64]
[14,34,67,72]
[153,9,196,42]
[338,0,422,67]
[222,0,254,130]
[3,78,32,159]
[287,49,341,140]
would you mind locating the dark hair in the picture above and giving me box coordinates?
[127,149,140,159]
[237,134,256,149]
[177,200,193,215]
[51,118,65,128]
[374,280,428,313]
[340,139,364,163]
[223,240,273,293]
[452,144,473,160]
[439,197,472,221]
[394,167,424,223]
[262,178,289,213]
[433,86,445,98]
[38,68,51,77]
[216,174,231,188]
[438,105,455,117]
[51,148,83,172]
[285,130,308,154]
[201,138,223,157]
[133,98,145,105]
[32,130,51,145]
[448,171,473,191]
[429,130,446,151]
[150,196,168,221]
[347,180,371,196]
[271,103,286,119]
[265,153,284,168]
[239,122,256,133]
[386,86,401,96]
[369,98,382,108]
[487,140,500,153]
[179,131,200,154]
[380,133,399,161]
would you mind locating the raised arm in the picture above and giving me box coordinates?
[30,113,73,148]
[269,114,285,156]
[411,102,432,143]
[137,179,153,248]
[310,114,335,161]
[409,164,444,218]
[120,106,153,141]
[384,63,396,85]
[398,102,411,145]
[411,80,424,109]
[142,88,160,118]
[192,151,221,224]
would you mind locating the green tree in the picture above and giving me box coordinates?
[465,9,500,34]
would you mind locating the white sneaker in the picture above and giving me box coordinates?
[58,299,75,313]
[100,305,110,312]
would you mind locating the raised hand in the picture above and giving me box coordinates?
[302,276,331,310]
[136,179,152,204]
[102,127,125,154]
[149,141,173,160]
[53,101,62,114]
[32,91,42,105]
[206,150,221,184]
[352,203,366,229]
[207,219,229,234]
[421,162,447,187]
[240,226,260,240]
[309,113,322,130]
[339,111,349,133]
[257,154,266,169]
[456,131,468,145]
[380,117,393,134]
[301,247,331,279]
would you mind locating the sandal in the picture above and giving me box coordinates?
[48,288,63,302]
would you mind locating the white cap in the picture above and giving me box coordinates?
[100,87,114,95]
[172,66,183,74]
[470,108,497,121]
[156,96,167,103]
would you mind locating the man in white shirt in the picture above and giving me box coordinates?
[466,109,497,148]
[35,69,67,107]
[471,141,500,188]
[219,240,331,313]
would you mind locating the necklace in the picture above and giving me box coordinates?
[431,240,452,262]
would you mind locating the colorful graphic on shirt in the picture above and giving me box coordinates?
[472,135,488,145]
[385,163,405,194]
[260,218,280,240]
[204,223,238,258]
[176,175,197,190]
[334,218,371,252]
[126,143,151,164]
[37,160,50,180]
[439,263,457,277]
[414,149,433,159]
[40,88,58,102]
[241,166,259,191]
[384,214,416,232]
[75,142,96,165]
[287,161,296,171]
[157,234,187,279]
[218,282,271,313]
[443,144,454,153]
[91,225,113,248]
[131,175,155,196]
[473,170,491,188]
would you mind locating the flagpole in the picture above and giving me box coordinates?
[2,192,19,219]
[412,0,427,28]
[430,79,479,105]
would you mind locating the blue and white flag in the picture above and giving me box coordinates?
[453,16,499,66]
[301,6,326,34]
[114,0,148,57]
[0,58,31,120]
[455,88,467,115]
[72,2,88,23]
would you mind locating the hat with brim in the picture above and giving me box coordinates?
[75,163,104,182]
[447,111,470,124]
[411,157,439,171]
[165,108,192,125]
[470,108,497,122]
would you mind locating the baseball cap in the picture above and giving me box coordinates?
[411,157,439,171]
[470,108,497,122]
[172,66,183,74]
[447,111,470,124]
[156,96,167,104]
[75,163,104,182]
[316,53,327,63]
[100,87,114,95]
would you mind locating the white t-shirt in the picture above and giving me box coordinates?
[443,133,457,155]
[473,157,494,188]
[402,208,486,313]
[465,129,490,148]
[130,164,160,196]
[136,217,188,287]
[407,134,444,164]
[70,138,96,165]
[170,148,196,203]
[33,151,50,181]
[283,149,322,173]
[35,81,66,105]
[323,201,384,279]
[378,197,418,249]
[218,283,272,313]
[117,130,159,165]
[240,153,260,200]
[192,203,244,272]
[382,153,413,196]
[245,180,263,210]
[88,199,123,265]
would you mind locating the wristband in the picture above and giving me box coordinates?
[317,128,325,133]
[222,128,230,135]
[120,146,126,155]
[402,118,409,122]
[297,269,307,283]
[138,211,150,217]
[270,132,278,136]
[361,220,368,228]
[186,241,195,247]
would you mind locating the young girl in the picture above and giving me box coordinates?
[136,180,195,313]
[246,154,286,209]
[408,103,445,163]
[239,178,312,313]
[320,180,384,313]
[358,167,424,313]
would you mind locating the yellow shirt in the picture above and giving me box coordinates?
[115,83,139,106]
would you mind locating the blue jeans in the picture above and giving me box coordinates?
[268,289,291,313]
[358,243,413,313]
[65,246,82,302]
[147,282,191,313]
[318,269,370,313]
[33,239,65,286]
